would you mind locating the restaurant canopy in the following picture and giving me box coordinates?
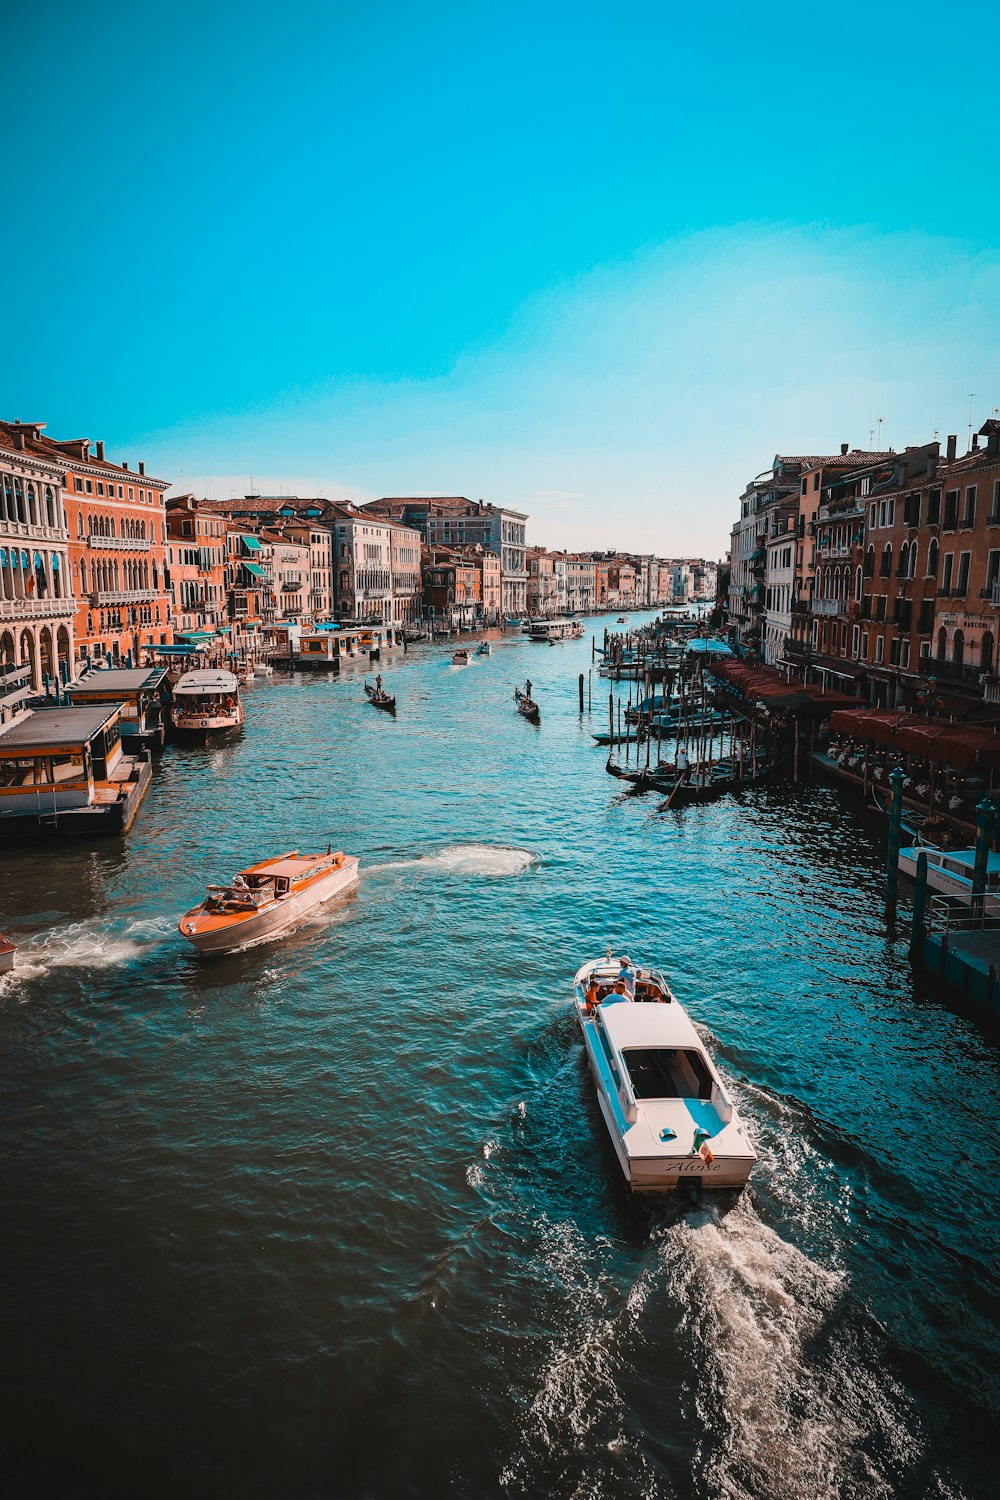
[712,661,860,714]
[828,708,1000,773]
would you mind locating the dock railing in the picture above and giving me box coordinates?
[926,892,1000,936]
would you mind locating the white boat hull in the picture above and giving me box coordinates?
[182,858,359,955]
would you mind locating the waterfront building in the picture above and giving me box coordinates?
[0,421,75,688]
[60,438,171,667]
[852,429,1000,711]
[386,521,423,625]
[166,495,229,641]
[363,497,528,615]
[607,560,637,609]
[527,548,561,617]
[469,546,502,622]
[225,525,274,647]
[330,506,393,623]
[261,529,311,622]
[277,520,334,622]
[422,547,481,626]
[553,553,597,614]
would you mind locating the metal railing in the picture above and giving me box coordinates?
[87,534,152,551]
[91,589,160,606]
[918,657,984,685]
[927,893,1000,936]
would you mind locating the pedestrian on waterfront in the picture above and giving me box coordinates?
[619,956,637,998]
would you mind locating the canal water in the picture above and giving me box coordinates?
[1,616,997,1500]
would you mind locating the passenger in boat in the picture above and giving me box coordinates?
[584,976,600,1013]
[604,979,628,1005]
[618,956,637,998]
[233,873,248,891]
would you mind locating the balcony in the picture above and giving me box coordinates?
[0,596,76,620]
[91,589,160,606]
[784,639,811,657]
[816,499,866,523]
[812,598,842,616]
[992,581,1000,606]
[87,534,151,551]
[918,658,984,686]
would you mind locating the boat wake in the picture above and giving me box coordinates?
[2,916,174,984]
[371,844,539,879]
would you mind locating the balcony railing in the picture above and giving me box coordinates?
[811,598,843,616]
[816,499,866,523]
[87,534,152,551]
[784,639,810,656]
[992,580,1000,606]
[0,596,76,619]
[91,589,160,606]
[918,658,984,686]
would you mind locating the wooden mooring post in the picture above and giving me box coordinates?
[885,766,905,918]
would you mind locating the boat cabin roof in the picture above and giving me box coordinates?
[0,704,119,756]
[908,845,1000,873]
[240,852,340,879]
[175,670,239,695]
[598,997,702,1052]
[72,667,168,695]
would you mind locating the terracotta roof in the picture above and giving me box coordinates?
[0,419,167,485]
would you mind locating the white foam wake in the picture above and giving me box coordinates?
[370,843,539,879]
[4,915,174,982]
[658,1197,918,1500]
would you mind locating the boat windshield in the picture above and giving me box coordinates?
[621,1047,713,1101]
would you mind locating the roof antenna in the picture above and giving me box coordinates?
[968,393,977,450]
[876,416,884,449]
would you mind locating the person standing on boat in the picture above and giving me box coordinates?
[618,956,637,999]
[525,678,533,699]
[676,745,690,776]
[375,673,383,692]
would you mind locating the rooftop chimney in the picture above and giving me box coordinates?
[841,442,849,455]
[96,441,105,461]
[138,461,145,475]
[946,434,957,462]
[122,460,129,470]
[971,434,980,452]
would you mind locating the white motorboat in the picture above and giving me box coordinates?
[475,640,492,657]
[573,953,756,1193]
[451,648,472,666]
[898,845,1000,897]
[179,849,360,956]
[171,669,243,737]
[253,661,274,677]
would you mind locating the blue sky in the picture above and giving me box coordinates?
[3,0,998,554]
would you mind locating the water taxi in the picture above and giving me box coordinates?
[573,953,756,1192]
[179,849,360,956]
[529,619,584,642]
[898,845,1000,897]
[475,640,493,657]
[171,669,243,738]
[452,648,472,666]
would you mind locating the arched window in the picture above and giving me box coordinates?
[927,538,938,577]
[880,543,892,577]
[80,558,88,592]
[937,626,947,660]
[856,565,863,601]
[45,487,55,526]
[77,513,84,538]
[982,633,995,673]
[908,543,918,578]
[953,629,965,666]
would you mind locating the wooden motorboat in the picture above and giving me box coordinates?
[179,849,360,956]
[452,648,472,666]
[0,935,15,972]
[573,953,756,1193]
[513,686,540,723]
[364,681,396,713]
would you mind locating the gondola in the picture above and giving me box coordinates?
[513,686,540,723]
[364,681,396,713]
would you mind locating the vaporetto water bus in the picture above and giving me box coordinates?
[573,953,757,1192]
[529,619,585,642]
[170,669,243,738]
[179,849,360,956]
[898,844,1000,897]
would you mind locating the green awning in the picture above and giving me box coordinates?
[242,535,261,550]
[241,560,266,578]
